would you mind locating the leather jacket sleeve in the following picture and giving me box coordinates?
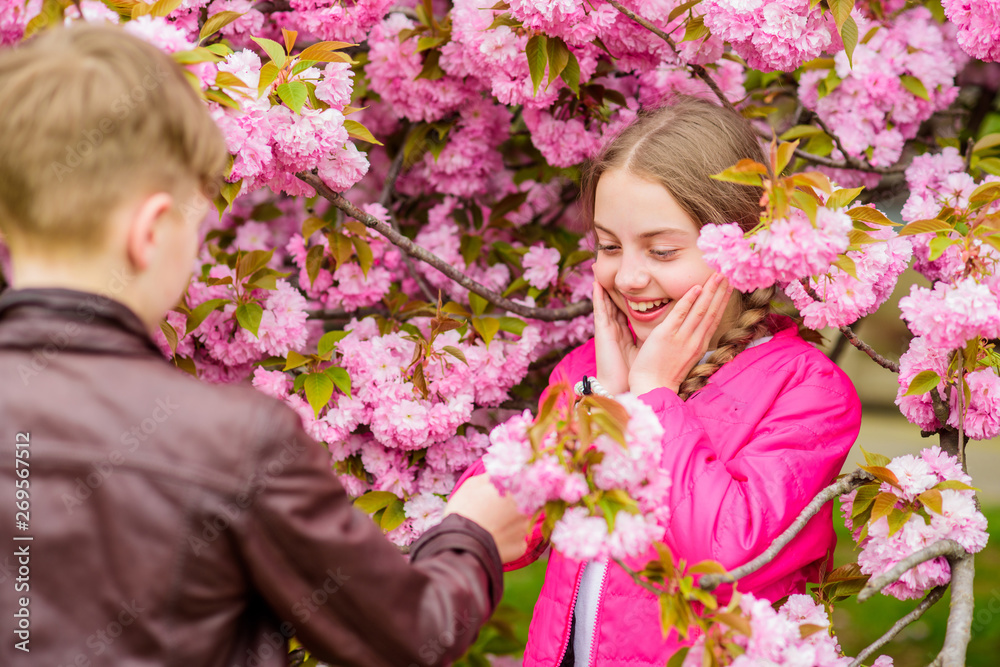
[232,402,503,666]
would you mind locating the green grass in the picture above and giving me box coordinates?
[488,506,1000,664]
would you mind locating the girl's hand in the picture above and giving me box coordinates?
[628,273,733,396]
[444,475,532,564]
[593,280,638,395]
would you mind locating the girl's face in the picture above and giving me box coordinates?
[592,168,738,344]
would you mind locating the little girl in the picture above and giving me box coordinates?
[447,96,861,666]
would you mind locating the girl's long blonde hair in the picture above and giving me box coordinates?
[581,96,784,400]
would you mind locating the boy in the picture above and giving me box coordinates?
[0,23,526,667]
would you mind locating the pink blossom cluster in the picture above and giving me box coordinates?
[898,277,1000,352]
[278,0,394,43]
[702,0,834,72]
[366,13,476,122]
[799,8,964,171]
[211,48,370,197]
[698,208,852,291]
[942,0,1000,62]
[0,0,39,46]
[483,394,672,561]
[894,336,950,433]
[683,594,859,667]
[841,447,988,600]
[785,224,913,329]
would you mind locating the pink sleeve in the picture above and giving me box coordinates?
[636,359,860,595]
[450,345,590,571]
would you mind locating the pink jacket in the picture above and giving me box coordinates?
[455,315,862,666]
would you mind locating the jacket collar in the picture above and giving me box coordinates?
[0,287,164,358]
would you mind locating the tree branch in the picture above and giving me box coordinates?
[699,469,873,591]
[838,324,900,373]
[848,586,947,667]
[858,539,966,602]
[938,554,975,667]
[298,171,593,321]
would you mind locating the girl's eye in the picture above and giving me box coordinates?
[651,249,677,259]
[596,244,620,253]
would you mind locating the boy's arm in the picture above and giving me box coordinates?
[234,404,503,667]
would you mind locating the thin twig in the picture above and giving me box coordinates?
[858,540,966,602]
[613,558,669,598]
[849,586,947,667]
[298,172,593,321]
[604,0,737,115]
[798,280,900,372]
[838,324,900,373]
[938,555,975,667]
[699,469,873,591]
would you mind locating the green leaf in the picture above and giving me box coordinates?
[682,15,709,42]
[846,206,892,225]
[460,234,483,268]
[832,255,858,279]
[525,35,548,96]
[502,276,530,298]
[561,51,580,96]
[545,37,570,86]
[710,159,767,186]
[973,132,1000,154]
[344,118,383,146]
[869,491,898,523]
[898,219,953,236]
[324,366,352,397]
[917,489,943,515]
[306,245,326,286]
[252,36,286,68]
[841,15,858,68]
[489,191,530,224]
[354,490,398,514]
[235,302,264,338]
[257,61,280,98]
[284,350,310,371]
[236,249,274,282]
[904,370,941,396]
[473,316,501,347]
[900,74,930,102]
[887,508,911,536]
[304,372,334,418]
[468,292,490,316]
[668,0,703,23]
[276,81,308,114]
[935,480,980,492]
[851,484,880,518]
[381,497,407,531]
[159,320,179,355]
[828,0,853,29]
[185,298,230,334]
[860,447,891,468]
[928,235,958,261]
[498,316,526,336]
[977,157,1000,177]
[318,330,349,357]
[351,236,374,277]
[199,10,244,42]
[826,186,865,210]
[779,125,825,141]
[442,345,468,364]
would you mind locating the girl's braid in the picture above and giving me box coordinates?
[677,286,776,400]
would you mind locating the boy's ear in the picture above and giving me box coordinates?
[125,193,175,272]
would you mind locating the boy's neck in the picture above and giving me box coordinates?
[10,258,159,335]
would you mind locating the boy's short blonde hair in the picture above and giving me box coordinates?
[0,23,228,254]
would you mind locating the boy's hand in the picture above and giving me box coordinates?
[628,273,733,396]
[593,280,637,395]
[444,476,532,564]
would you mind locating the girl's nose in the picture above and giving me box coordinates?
[614,260,650,293]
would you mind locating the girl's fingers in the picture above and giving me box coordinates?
[692,278,732,342]
[677,273,726,339]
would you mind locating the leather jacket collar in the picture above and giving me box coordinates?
[0,287,164,358]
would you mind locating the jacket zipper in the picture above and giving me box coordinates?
[555,564,586,666]
[587,562,609,667]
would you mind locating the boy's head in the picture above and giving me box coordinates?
[0,23,227,329]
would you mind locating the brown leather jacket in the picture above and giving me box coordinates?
[0,287,503,667]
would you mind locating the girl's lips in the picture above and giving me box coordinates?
[623,298,671,322]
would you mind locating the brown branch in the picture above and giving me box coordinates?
[838,324,900,373]
[858,539,966,602]
[699,469,873,591]
[613,558,669,598]
[604,0,736,115]
[849,585,947,667]
[937,554,975,667]
[298,172,593,321]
